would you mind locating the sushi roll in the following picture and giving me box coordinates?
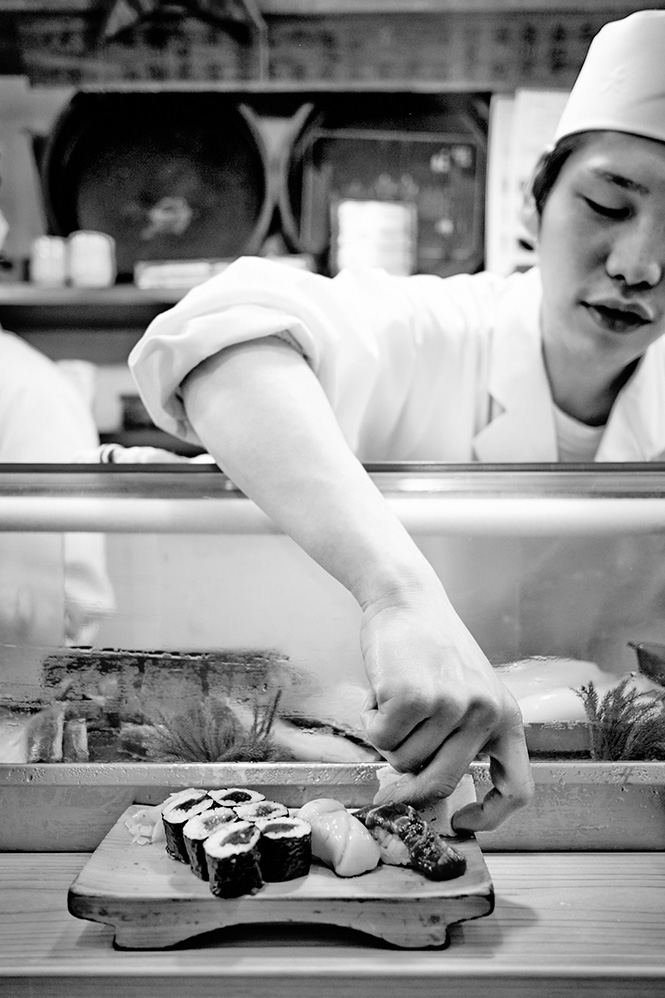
[162,789,215,863]
[235,799,289,823]
[208,787,265,808]
[204,820,264,898]
[255,816,312,882]
[183,807,237,880]
[162,787,208,811]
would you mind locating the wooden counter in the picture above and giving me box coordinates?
[1,851,664,998]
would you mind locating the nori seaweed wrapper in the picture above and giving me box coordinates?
[204,820,264,898]
[256,816,312,881]
[183,807,237,880]
[162,791,214,863]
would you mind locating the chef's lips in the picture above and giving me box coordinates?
[584,297,655,334]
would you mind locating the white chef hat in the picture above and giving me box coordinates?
[554,9,665,145]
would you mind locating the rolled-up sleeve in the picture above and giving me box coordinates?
[129,255,501,459]
[130,256,419,450]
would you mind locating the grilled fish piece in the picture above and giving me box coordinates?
[354,802,467,881]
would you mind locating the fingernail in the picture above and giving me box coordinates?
[451,804,482,835]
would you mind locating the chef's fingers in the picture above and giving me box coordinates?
[452,723,534,833]
[372,720,533,833]
[360,690,434,754]
[373,726,490,807]
[376,695,506,775]
[377,719,476,778]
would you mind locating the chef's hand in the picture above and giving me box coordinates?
[359,582,534,833]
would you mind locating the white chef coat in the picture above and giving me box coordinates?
[0,327,114,643]
[129,257,665,463]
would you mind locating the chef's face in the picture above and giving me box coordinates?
[537,131,665,364]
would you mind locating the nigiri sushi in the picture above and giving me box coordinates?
[298,797,380,877]
[298,797,347,821]
[355,802,467,881]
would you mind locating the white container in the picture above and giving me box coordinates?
[29,235,68,287]
[333,199,417,276]
[67,230,117,288]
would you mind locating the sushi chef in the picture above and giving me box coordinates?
[0,327,113,644]
[129,10,665,831]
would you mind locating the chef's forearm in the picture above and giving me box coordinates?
[181,339,438,608]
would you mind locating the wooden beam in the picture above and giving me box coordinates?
[1,1,664,14]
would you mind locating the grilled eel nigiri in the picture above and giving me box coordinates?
[354,802,467,881]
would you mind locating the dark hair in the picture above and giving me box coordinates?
[531,132,590,217]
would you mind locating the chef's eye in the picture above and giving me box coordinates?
[583,197,629,219]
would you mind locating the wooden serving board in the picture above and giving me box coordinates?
[68,806,494,950]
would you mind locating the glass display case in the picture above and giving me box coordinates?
[1,463,664,852]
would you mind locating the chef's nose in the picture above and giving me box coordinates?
[605,220,664,289]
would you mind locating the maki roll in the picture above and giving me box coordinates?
[162,789,214,863]
[235,800,289,823]
[204,820,264,898]
[208,787,265,808]
[183,807,237,880]
[255,816,312,882]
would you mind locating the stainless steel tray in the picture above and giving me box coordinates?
[2,760,664,852]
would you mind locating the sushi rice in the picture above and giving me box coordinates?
[208,788,265,808]
[235,800,289,823]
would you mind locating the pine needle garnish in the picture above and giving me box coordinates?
[575,679,665,761]
[148,691,286,763]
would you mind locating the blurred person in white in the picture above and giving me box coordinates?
[0,326,113,645]
[129,11,665,832]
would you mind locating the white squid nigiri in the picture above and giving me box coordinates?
[298,797,380,876]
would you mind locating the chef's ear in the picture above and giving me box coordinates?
[518,144,554,247]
